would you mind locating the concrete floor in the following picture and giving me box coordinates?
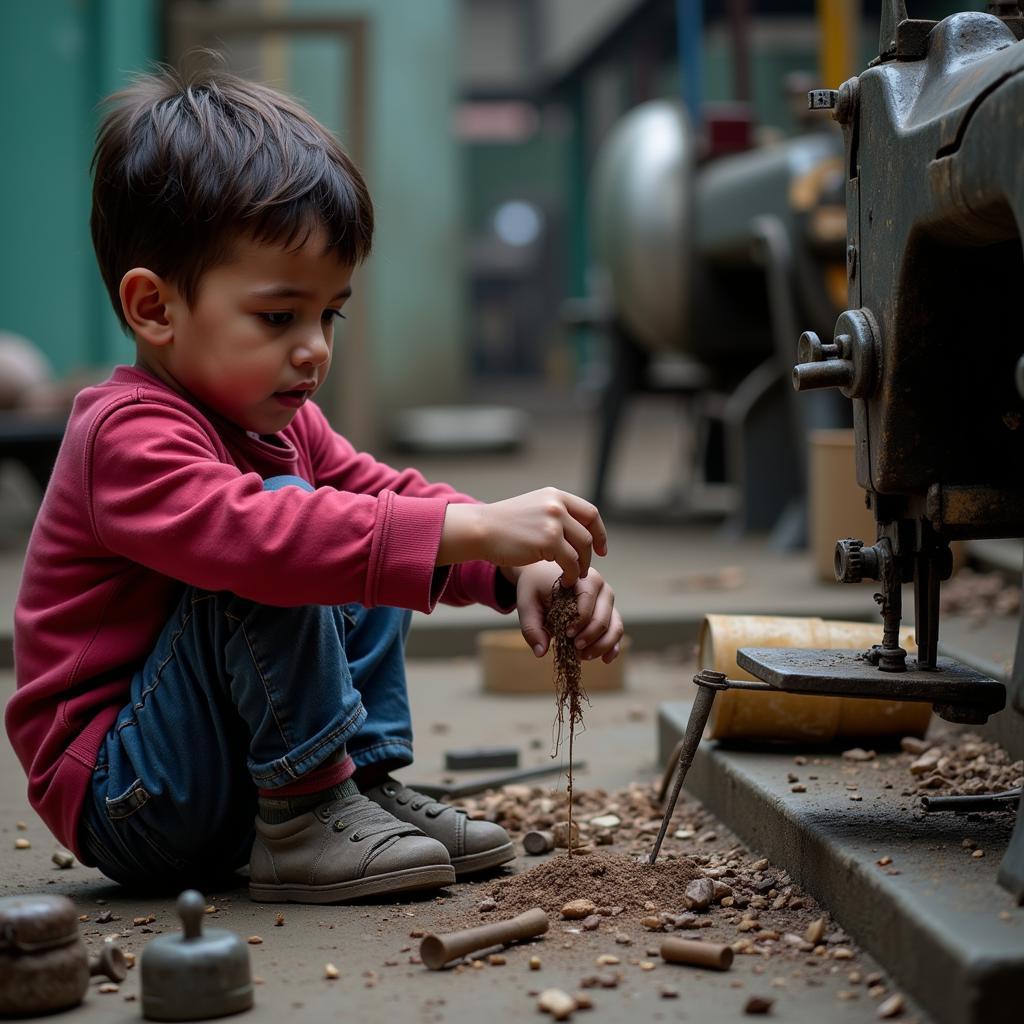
[0,656,914,1024]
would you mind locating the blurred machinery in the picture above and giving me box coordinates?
[659,1,1024,902]
[586,90,851,541]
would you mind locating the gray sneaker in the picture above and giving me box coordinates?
[363,778,515,877]
[249,784,455,903]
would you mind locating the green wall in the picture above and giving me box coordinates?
[0,0,155,375]
[291,0,462,432]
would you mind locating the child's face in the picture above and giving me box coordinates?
[155,226,353,435]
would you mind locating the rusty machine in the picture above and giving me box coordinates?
[653,1,1024,902]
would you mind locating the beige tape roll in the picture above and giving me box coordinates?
[700,615,931,741]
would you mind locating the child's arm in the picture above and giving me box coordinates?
[437,488,607,587]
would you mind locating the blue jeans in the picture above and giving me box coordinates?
[79,476,415,888]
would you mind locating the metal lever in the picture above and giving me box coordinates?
[649,671,774,865]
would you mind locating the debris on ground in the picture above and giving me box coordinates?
[939,568,1020,624]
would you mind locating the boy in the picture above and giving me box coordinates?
[6,68,623,903]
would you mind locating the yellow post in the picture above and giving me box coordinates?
[817,0,860,88]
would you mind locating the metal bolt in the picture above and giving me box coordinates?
[808,89,839,110]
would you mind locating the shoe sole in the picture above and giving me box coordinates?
[249,864,455,904]
[451,841,516,877]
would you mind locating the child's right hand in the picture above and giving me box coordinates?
[438,487,608,586]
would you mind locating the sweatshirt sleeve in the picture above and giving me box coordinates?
[87,401,452,612]
[302,404,515,614]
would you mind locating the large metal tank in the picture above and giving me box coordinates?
[590,98,845,366]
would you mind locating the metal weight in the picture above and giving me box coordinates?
[141,890,253,1022]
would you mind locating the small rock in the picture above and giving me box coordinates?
[538,988,577,1020]
[581,915,601,931]
[14,838,30,850]
[98,983,119,994]
[832,947,854,960]
[324,963,339,979]
[51,850,74,869]
[641,916,664,931]
[598,973,620,989]
[247,936,263,945]
[842,748,876,762]
[488,954,506,966]
[274,913,285,927]
[613,932,631,945]
[595,954,620,966]
[909,749,941,775]
[744,995,774,1015]
[572,992,593,1010]
[660,985,679,999]
[96,911,114,924]
[698,831,718,843]
[589,815,620,829]
[877,856,892,866]
[804,918,827,945]
[751,858,769,871]
[530,956,542,970]
[478,898,498,913]
[684,877,716,911]
[877,993,905,1019]
[972,849,985,859]
[561,899,597,920]
[791,784,807,793]
[673,828,695,840]
[900,737,930,755]
[639,961,656,971]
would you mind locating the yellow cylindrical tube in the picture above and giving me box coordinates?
[700,615,931,741]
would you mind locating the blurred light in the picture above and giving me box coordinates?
[493,201,542,247]
[454,102,539,142]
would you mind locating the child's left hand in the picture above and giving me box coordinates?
[511,563,624,664]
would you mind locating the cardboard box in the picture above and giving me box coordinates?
[478,629,628,694]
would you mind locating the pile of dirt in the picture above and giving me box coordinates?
[481,852,701,918]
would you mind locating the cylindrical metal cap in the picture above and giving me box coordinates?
[141,891,253,1022]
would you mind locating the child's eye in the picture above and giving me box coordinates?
[323,309,347,323]
[258,311,293,327]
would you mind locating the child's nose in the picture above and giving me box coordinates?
[294,331,329,367]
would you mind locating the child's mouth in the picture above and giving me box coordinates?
[274,389,310,408]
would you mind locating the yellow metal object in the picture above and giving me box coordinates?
[700,614,931,741]
[817,0,860,89]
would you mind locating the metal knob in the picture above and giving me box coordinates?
[835,538,865,583]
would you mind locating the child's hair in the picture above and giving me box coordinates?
[91,64,373,329]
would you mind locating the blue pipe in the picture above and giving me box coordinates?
[676,0,703,129]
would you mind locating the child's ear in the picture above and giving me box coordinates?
[120,268,176,346]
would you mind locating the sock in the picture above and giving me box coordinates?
[352,761,400,791]
[257,752,357,824]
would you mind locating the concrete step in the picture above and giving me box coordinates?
[657,699,1023,1024]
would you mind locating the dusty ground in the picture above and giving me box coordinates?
[0,653,934,1024]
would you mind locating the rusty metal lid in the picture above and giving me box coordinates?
[0,894,79,953]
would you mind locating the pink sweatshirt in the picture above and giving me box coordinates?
[8,365,513,857]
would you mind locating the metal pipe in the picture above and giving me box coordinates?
[660,937,734,970]
[420,909,549,970]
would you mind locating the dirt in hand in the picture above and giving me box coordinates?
[545,583,589,855]
[482,852,701,918]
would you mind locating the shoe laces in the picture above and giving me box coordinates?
[379,780,459,820]
[320,792,422,844]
